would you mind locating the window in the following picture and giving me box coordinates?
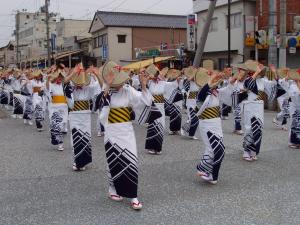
[117,35,126,43]
[98,36,103,47]
[209,18,218,32]
[26,15,30,19]
[93,37,98,48]
[227,12,242,29]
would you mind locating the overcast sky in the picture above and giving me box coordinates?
[0,0,194,47]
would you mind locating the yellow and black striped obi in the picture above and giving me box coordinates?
[153,94,164,103]
[108,107,132,124]
[256,91,265,101]
[188,91,198,99]
[70,100,90,112]
[199,106,220,120]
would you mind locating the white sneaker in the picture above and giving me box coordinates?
[23,119,27,124]
[57,144,64,151]
[190,136,198,140]
[37,128,44,132]
[281,125,288,131]
[11,114,17,119]
[221,116,229,120]
[28,121,33,126]
[17,115,23,119]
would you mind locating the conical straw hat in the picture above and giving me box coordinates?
[195,68,210,87]
[166,69,181,80]
[145,64,159,78]
[184,66,197,79]
[71,70,91,86]
[102,61,130,88]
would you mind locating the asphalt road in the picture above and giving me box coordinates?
[0,109,299,225]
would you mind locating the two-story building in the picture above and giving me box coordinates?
[89,11,187,66]
[0,41,15,68]
[193,0,256,70]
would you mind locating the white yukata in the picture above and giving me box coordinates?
[196,83,233,181]
[164,79,183,133]
[98,84,153,198]
[30,79,46,129]
[242,77,276,157]
[182,80,201,138]
[274,79,290,127]
[145,79,178,153]
[68,81,99,169]
[0,78,9,108]
[48,83,69,147]
[21,79,34,122]
[11,77,26,117]
[285,81,300,146]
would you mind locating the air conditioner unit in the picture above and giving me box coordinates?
[294,16,300,31]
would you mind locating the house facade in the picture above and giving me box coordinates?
[89,11,187,66]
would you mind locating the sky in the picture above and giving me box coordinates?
[0,0,194,47]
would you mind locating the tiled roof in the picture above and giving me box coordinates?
[95,11,186,29]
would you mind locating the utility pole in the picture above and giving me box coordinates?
[193,0,217,67]
[279,0,287,68]
[268,0,278,66]
[16,11,20,68]
[227,0,231,67]
[45,0,51,67]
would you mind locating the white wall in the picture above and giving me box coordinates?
[195,1,256,65]
[108,27,132,65]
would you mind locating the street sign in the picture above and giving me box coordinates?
[187,14,196,51]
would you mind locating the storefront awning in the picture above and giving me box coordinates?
[56,50,83,60]
[123,56,175,70]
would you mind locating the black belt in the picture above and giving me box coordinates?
[13,91,21,94]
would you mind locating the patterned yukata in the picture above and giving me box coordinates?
[181,80,201,138]
[196,83,233,181]
[97,84,157,198]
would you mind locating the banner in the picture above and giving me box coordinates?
[187,14,196,51]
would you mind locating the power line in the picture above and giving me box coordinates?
[112,0,129,11]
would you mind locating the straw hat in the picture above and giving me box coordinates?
[166,69,181,80]
[160,67,169,78]
[13,70,22,79]
[49,69,67,82]
[71,70,91,86]
[277,68,290,79]
[244,60,266,72]
[31,70,43,78]
[195,68,210,87]
[184,66,198,79]
[233,63,249,71]
[102,61,130,88]
[145,64,159,78]
[288,69,300,80]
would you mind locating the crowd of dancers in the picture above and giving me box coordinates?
[0,60,299,210]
